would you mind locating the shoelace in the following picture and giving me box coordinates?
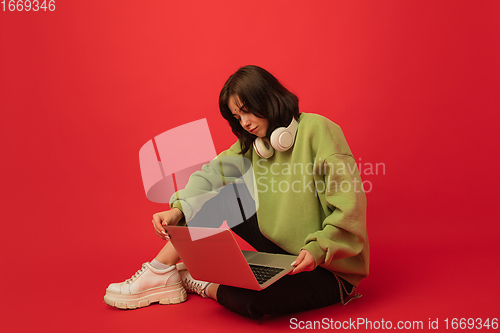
[125,264,147,284]
[183,275,206,295]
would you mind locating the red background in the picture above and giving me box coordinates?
[1,0,499,332]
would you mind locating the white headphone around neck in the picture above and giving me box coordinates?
[253,117,299,158]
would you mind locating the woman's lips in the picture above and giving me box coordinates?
[249,127,257,133]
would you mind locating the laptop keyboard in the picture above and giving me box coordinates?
[249,264,285,285]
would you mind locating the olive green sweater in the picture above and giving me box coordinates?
[171,113,369,286]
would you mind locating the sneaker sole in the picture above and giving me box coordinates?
[104,281,187,309]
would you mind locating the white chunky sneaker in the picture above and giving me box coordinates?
[177,262,210,298]
[104,262,187,309]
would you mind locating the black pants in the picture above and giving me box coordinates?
[186,184,351,319]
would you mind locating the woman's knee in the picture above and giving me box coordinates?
[217,286,269,319]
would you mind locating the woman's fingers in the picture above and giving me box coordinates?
[291,250,306,266]
[289,250,315,275]
[161,221,171,240]
[152,218,168,240]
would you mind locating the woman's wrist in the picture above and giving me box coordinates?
[172,207,184,224]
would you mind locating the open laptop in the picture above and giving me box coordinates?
[165,225,297,291]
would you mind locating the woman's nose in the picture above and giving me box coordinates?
[240,115,251,127]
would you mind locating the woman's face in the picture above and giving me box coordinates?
[228,95,269,138]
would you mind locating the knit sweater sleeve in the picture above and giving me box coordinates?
[169,141,254,221]
[301,153,368,267]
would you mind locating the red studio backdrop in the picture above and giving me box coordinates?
[1,1,499,332]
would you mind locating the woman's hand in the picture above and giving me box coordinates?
[152,208,184,240]
[289,249,316,275]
